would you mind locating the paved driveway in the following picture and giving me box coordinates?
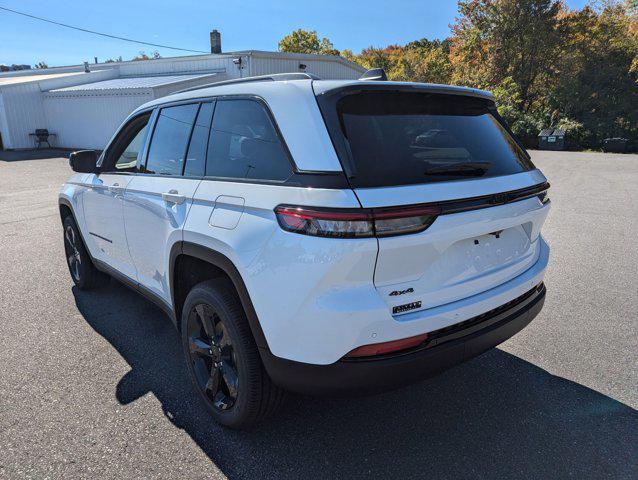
[0,150,636,479]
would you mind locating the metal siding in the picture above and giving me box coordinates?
[0,53,363,150]
[0,93,9,148]
[0,82,48,149]
[118,56,239,78]
[150,74,228,98]
[0,70,117,149]
[39,72,223,150]
[250,57,363,79]
[42,91,153,150]
[50,73,219,92]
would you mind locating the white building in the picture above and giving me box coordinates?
[0,40,364,150]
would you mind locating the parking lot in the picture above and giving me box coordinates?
[0,149,636,479]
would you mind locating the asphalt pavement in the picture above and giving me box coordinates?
[0,149,636,479]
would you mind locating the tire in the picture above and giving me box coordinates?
[181,278,286,429]
[62,215,110,290]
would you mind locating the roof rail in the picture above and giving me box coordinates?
[176,72,321,94]
[359,68,387,81]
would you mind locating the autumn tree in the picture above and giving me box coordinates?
[552,2,638,146]
[451,0,563,111]
[393,40,453,84]
[279,1,637,148]
[278,29,339,55]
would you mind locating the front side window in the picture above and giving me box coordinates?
[104,113,150,172]
[115,124,148,170]
[145,104,199,175]
[206,99,292,181]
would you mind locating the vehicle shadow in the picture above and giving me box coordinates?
[73,282,638,480]
[0,148,74,162]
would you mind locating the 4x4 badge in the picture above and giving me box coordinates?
[389,287,414,296]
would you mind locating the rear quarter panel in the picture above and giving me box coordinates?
[183,179,383,364]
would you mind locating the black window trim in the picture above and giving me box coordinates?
[99,94,349,189]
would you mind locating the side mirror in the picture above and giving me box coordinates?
[69,150,98,173]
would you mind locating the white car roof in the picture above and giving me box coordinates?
[128,77,495,173]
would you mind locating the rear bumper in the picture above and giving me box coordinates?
[261,283,546,396]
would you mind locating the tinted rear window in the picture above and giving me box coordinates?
[328,91,534,188]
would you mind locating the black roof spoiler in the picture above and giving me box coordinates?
[359,68,387,81]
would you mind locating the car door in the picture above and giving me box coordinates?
[188,98,294,234]
[82,112,151,281]
[123,102,212,304]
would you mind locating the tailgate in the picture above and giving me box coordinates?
[362,185,550,315]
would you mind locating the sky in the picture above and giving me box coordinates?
[0,0,590,67]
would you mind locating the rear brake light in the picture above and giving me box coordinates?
[345,333,430,358]
[274,205,440,238]
[537,191,550,204]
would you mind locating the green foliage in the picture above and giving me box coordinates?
[278,29,339,55]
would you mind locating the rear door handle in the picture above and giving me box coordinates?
[162,190,186,205]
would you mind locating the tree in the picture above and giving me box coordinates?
[340,49,358,63]
[35,61,48,69]
[551,2,638,146]
[278,7,638,148]
[357,46,397,72]
[278,29,339,55]
[392,42,453,84]
[450,0,563,111]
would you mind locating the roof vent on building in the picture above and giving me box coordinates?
[359,68,387,81]
[210,29,222,54]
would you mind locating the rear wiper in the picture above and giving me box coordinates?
[424,162,492,177]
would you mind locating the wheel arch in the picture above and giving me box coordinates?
[58,197,93,261]
[58,197,75,223]
[169,241,269,350]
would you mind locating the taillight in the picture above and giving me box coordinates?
[274,205,440,238]
[344,333,430,358]
[537,191,550,204]
[373,205,441,237]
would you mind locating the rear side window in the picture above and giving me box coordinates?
[145,104,199,175]
[325,91,534,188]
[206,99,292,181]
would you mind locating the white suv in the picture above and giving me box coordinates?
[59,71,550,428]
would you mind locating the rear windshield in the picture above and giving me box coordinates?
[325,91,534,188]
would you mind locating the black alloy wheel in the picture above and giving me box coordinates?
[62,215,109,290]
[180,279,286,428]
[64,222,82,283]
[186,303,239,411]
